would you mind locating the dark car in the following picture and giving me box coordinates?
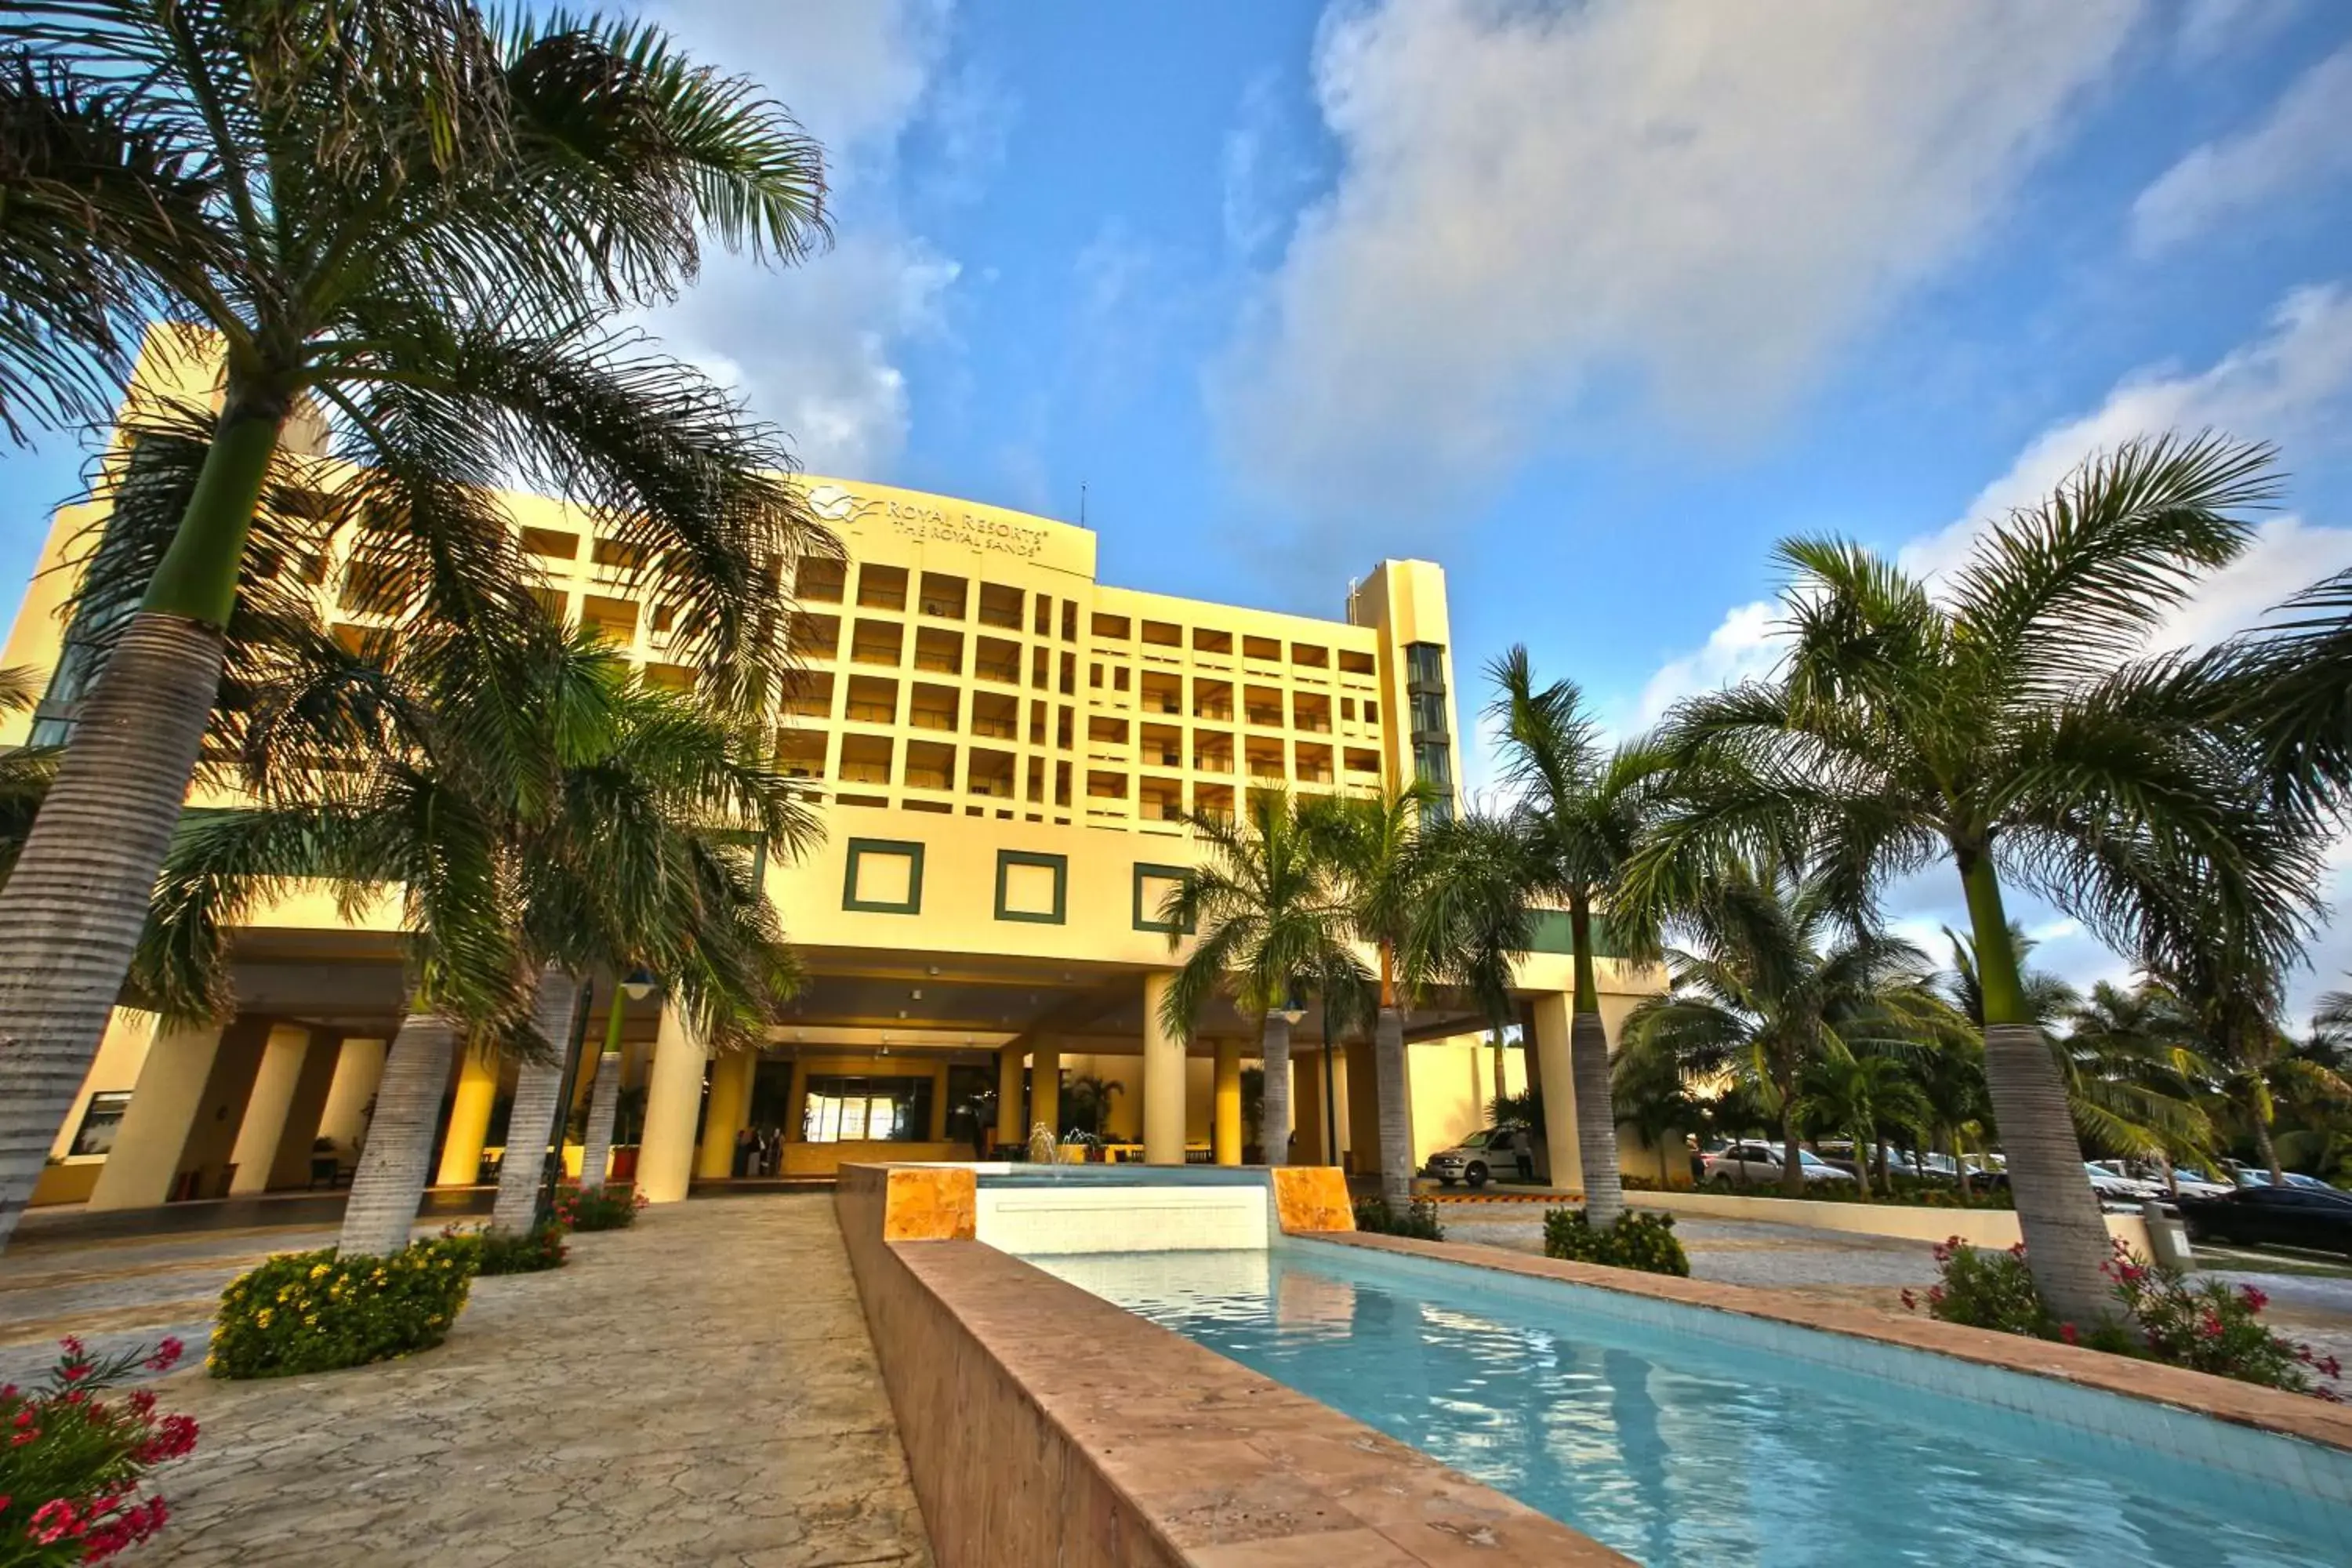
[2176,1185,2352,1258]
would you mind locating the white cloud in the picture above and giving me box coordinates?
[1900,283,2352,583]
[2132,42,2352,254]
[1632,601,1780,728]
[1213,0,2143,555]
[2172,0,2306,64]
[634,0,972,482]
[1221,73,1308,260]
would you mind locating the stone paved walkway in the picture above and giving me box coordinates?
[5,1198,931,1567]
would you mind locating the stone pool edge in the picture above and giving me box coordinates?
[836,1161,1628,1568]
[1319,1230,2352,1454]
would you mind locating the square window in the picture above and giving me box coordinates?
[1133,862,1194,934]
[996,851,1068,924]
[68,1091,132,1158]
[843,838,924,914]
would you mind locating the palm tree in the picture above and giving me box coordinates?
[1487,648,1664,1225]
[0,0,832,1247]
[2057,980,2213,1179]
[136,620,806,1255]
[1636,435,2319,1323]
[1794,1054,1930,1198]
[1622,866,1960,1197]
[1160,789,1363,1167]
[1318,783,1443,1207]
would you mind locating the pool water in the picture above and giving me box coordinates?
[1030,1243,2350,1567]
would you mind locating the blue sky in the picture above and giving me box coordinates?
[4,0,2351,1009]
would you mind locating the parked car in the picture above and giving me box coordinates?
[1700,1141,1857,1189]
[2083,1161,2166,1206]
[2158,1165,2237,1200]
[1425,1124,1536,1188]
[2176,1184,2352,1258]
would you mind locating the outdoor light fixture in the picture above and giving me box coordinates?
[1277,982,1308,1025]
[621,967,656,1001]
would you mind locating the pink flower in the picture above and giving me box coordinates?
[2198,1313,2224,1341]
[2238,1286,2269,1313]
[58,1336,85,1359]
[145,1338,184,1372]
[59,1361,89,1383]
[2059,1323,2078,1345]
[28,1498,80,1544]
[10,1429,39,1447]
[1899,1289,1917,1312]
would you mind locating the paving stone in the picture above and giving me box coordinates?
[5,1197,932,1566]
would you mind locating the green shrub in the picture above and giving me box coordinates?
[1543,1207,1691,1276]
[209,1240,475,1380]
[1903,1237,2339,1396]
[1352,1196,1445,1240]
[0,1336,197,1563]
[552,1184,643,1232]
[440,1221,568,1276]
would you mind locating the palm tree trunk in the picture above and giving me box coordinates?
[339,1013,462,1257]
[1780,1094,1807,1197]
[2252,1111,2286,1190]
[1962,851,2114,1323]
[1259,1013,1293,1166]
[488,969,579,1235]
[0,615,223,1249]
[577,994,630,1192]
[1374,1004,1413,1207]
[0,401,282,1253]
[1569,906,1625,1227]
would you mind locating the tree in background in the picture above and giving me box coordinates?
[1486,648,1664,1226]
[1160,789,1362,1166]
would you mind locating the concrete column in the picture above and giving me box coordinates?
[1345,1039,1378,1175]
[695,1051,754,1179]
[317,1037,388,1153]
[1213,1039,1243,1166]
[927,1059,953,1142]
[88,1018,271,1210]
[1030,1040,1060,1142]
[227,1025,315,1194]
[637,1002,706,1203]
[1142,972,1185,1166]
[1293,1048,1327,1165]
[264,1033,345,1189]
[995,1044,1025,1151]
[433,1049,501,1187]
[1530,992,1581,1191]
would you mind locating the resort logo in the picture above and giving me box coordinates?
[801,484,1049,561]
[883,499,1050,560]
[803,484,884,527]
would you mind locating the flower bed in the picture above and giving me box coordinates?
[210,1239,476,1379]
[1624,1173,2014,1210]
[1543,1207,1691,1276]
[552,1185,644,1232]
[441,1221,568,1276]
[1904,1237,2341,1399]
[0,1337,198,1563]
[1352,1196,1445,1240]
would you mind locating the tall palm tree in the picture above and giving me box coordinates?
[1318,782,1443,1207]
[136,621,806,1254]
[1160,789,1363,1167]
[1635,435,2319,1323]
[1487,648,1664,1225]
[0,0,832,1247]
[1622,866,1962,1197]
[2057,980,2213,1177]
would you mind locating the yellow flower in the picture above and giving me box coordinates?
[303,1316,318,1327]
[255,1309,273,1327]
[309,1263,330,1281]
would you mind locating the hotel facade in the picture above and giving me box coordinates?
[9,343,1658,1215]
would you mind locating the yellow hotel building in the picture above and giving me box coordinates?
[8,341,1657,1215]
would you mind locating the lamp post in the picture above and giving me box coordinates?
[1276,982,1309,1166]
[536,967,657,1227]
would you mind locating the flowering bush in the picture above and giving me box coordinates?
[1901,1237,2341,1399]
[439,1222,568,1276]
[1352,1197,1445,1240]
[0,1336,196,1564]
[1543,1208,1691,1276]
[551,1185,644,1232]
[209,1240,475,1380]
